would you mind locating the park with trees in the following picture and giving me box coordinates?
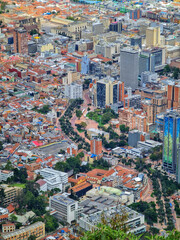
[59,98,90,151]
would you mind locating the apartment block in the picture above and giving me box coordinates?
[65,83,82,99]
[90,136,102,156]
[13,28,28,55]
[67,143,78,156]
[1,222,45,240]
[0,184,23,206]
[167,83,180,110]
[119,108,148,132]
[67,71,80,84]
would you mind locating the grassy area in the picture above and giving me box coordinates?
[9,183,26,188]
[87,109,117,126]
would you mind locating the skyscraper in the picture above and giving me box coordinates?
[146,27,160,47]
[163,111,180,182]
[167,83,180,111]
[120,48,139,90]
[129,8,142,20]
[109,21,122,33]
[90,137,102,156]
[96,79,119,108]
[13,28,28,55]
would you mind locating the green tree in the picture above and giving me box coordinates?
[44,214,58,232]
[76,109,83,119]
[4,160,13,170]
[120,124,126,133]
[164,64,171,73]
[9,214,17,223]
[58,149,66,154]
[81,227,180,240]
[80,121,87,129]
[0,188,5,206]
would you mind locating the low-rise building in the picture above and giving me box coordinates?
[0,170,14,182]
[87,128,109,141]
[2,223,15,233]
[39,168,68,191]
[78,204,146,235]
[1,221,45,240]
[36,179,47,192]
[137,140,162,150]
[68,181,92,198]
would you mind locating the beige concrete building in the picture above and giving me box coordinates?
[0,184,23,206]
[2,224,15,233]
[146,27,160,47]
[2,222,45,240]
[68,71,80,84]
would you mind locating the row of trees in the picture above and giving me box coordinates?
[150,170,178,230]
[174,200,180,217]
[59,99,90,151]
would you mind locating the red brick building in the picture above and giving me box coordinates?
[13,28,28,55]
[90,137,102,156]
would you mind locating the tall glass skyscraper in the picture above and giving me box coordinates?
[163,111,180,183]
[120,48,139,90]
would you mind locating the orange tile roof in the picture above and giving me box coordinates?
[7,204,15,213]
[70,181,91,193]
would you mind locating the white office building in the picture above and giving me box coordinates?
[39,168,68,191]
[49,193,78,224]
[65,83,83,99]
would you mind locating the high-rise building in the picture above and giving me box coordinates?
[92,22,104,35]
[146,27,160,47]
[81,55,90,75]
[163,111,180,182]
[119,81,124,102]
[109,21,122,33]
[167,83,180,111]
[13,28,28,55]
[120,48,139,90]
[90,137,102,156]
[96,79,119,108]
[65,83,83,99]
[139,48,165,74]
[129,8,142,20]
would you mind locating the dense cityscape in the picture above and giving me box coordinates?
[0,0,180,239]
